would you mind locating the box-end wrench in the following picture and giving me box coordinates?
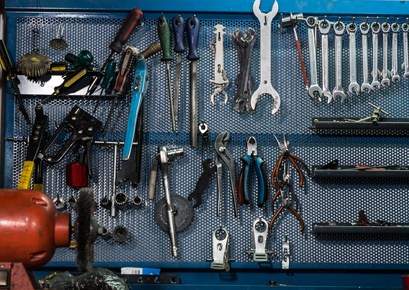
[402,19,409,78]
[347,20,360,97]
[381,20,391,87]
[333,20,346,102]
[318,17,332,103]
[360,19,372,93]
[391,20,400,83]
[306,16,323,101]
[371,20,381,90]
[250,0,280,114]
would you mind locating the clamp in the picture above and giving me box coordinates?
[210,227,230,272]
[237,137,268,207]
[245,218,274,262]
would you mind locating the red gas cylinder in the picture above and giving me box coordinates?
[0,189,71,269]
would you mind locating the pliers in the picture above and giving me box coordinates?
[272,134,310,190]
[215,132,238,218]
[237,137,268,207]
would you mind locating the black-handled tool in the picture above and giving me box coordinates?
[188,159,217,208]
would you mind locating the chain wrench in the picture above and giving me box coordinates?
[371,21,381,90]
[391,20,400,83]
[333,20,346,102]
[318,18,332,103]
[210,24,229,105]
[360,20,372,93]
[250,0,280,114]
[306,16,322,100]
[403,19,409,78]
[347,21,360,96]
[381,20,391,87]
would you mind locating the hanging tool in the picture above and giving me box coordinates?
[306,16,322,101]
[215,132,238,218]
[93,59,117,113]
[282,236,290,269]
[237,137,268,207]
[0,39,30,124]
[333,19,346,102]
[172,15,185,121]
[245,218,274,262]
[65,50,94,70]
[210,227,230,272]
[231,28,257,112]
[187,16,200,147]
[402,19,409,78]
[66,144,89,188]
[360,18,372,93]
[391,19,400,83]
[210,24,229,105]
[318,17,333,102]
[279,13,308,93]
[49,22,67,51]
[345,103,388,125]
[251,0,280,114]
[17,104,47,190]
[347,19,360,97]
[371,19,381,90]
[199,121,209,150]
[86,8,143,96]
[188,159,217,208]
[158,13,176,132]
[381,19,391,87]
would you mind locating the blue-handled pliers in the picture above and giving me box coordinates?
[237,137,269,207]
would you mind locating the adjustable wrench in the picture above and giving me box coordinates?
[333,20,346,102]
[391,21,400,83]
[371,21,381,90]
[250,0,280,114]
[347,21,360,96]
[403,19,409,78]
[381,20,391,87]
[360,21,372,93]
[318,18,332,103]
[306,16,323,100]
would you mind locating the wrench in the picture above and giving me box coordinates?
[360,21,372,93]
[318,18,332,103]
[403,20,409,78]
[381,20,391,87]
[346,21,360,96]
[251,0,280,114]
[333,20,346,102]
[391,21,400,83]
[306,16,323,100]
[371,21,381,90]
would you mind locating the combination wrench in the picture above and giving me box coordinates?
[360,20,372,93]
[318,17,332,103]
[346,20,360,96]
[371,20,381,90]
[251,0,280,114]
[333,20,346,102]
[391,20,400,83]
[402,19,409,78]
[381,20,391,87]
[306,16,323,100]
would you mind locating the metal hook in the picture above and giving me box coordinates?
[365,16,368,25]
[386,17,389,24]
[324,15,327,22]
[406,17,409,25]
[376,16,379,24]
[396,18,399,24]
[280,13,283,25]
[352,17,355,25]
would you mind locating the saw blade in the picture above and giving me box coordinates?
[154,195,194,233]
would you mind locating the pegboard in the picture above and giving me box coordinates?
[5,12,409,268]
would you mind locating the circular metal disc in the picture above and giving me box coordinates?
[154,195,194,233]
[50,38,68,51]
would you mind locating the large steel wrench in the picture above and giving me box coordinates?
[251,0,280,114]
[381,20,391,87]
[306,16,323,100]
[347,21,360,96]
[318,18,332,103]
[371,21,381,90]
[402,20,409,78]
[360,21,372,93]
[333,20,346,102]
[391,21,400,83]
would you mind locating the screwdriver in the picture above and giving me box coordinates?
[86,8,144,96]
[93,59,116,113]
[157,13,175,132]
[186,16,200,147]
[0,40,31,124]
[172,15,185,122]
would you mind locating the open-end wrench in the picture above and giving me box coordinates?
[360,20,372,93]
[250,0,280,114]
[381,20,391,87]
[318,17,332,103]
[391,20,400,83]
[306,16,323,101]
[371,21,381,90]
[333,20,346,102]
[403,19,409,78]
[347,21,360,97]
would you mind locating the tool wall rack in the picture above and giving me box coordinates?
[3,0,409,288]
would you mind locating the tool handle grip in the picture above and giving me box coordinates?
[255,157,268,207]
[33,158,44,192]
[141,42,161,59]
[158,14,173,61]
[110,8,143,53]
[172,15,185,53]
[295,39,309,87]
[0,40,14,75]
[186,16,200,61]
[101,60,117,90]
[237,155,251,205]
[18,161,34,189]
[148,157,158,200]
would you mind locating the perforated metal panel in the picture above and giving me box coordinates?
[7,14,409,267]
